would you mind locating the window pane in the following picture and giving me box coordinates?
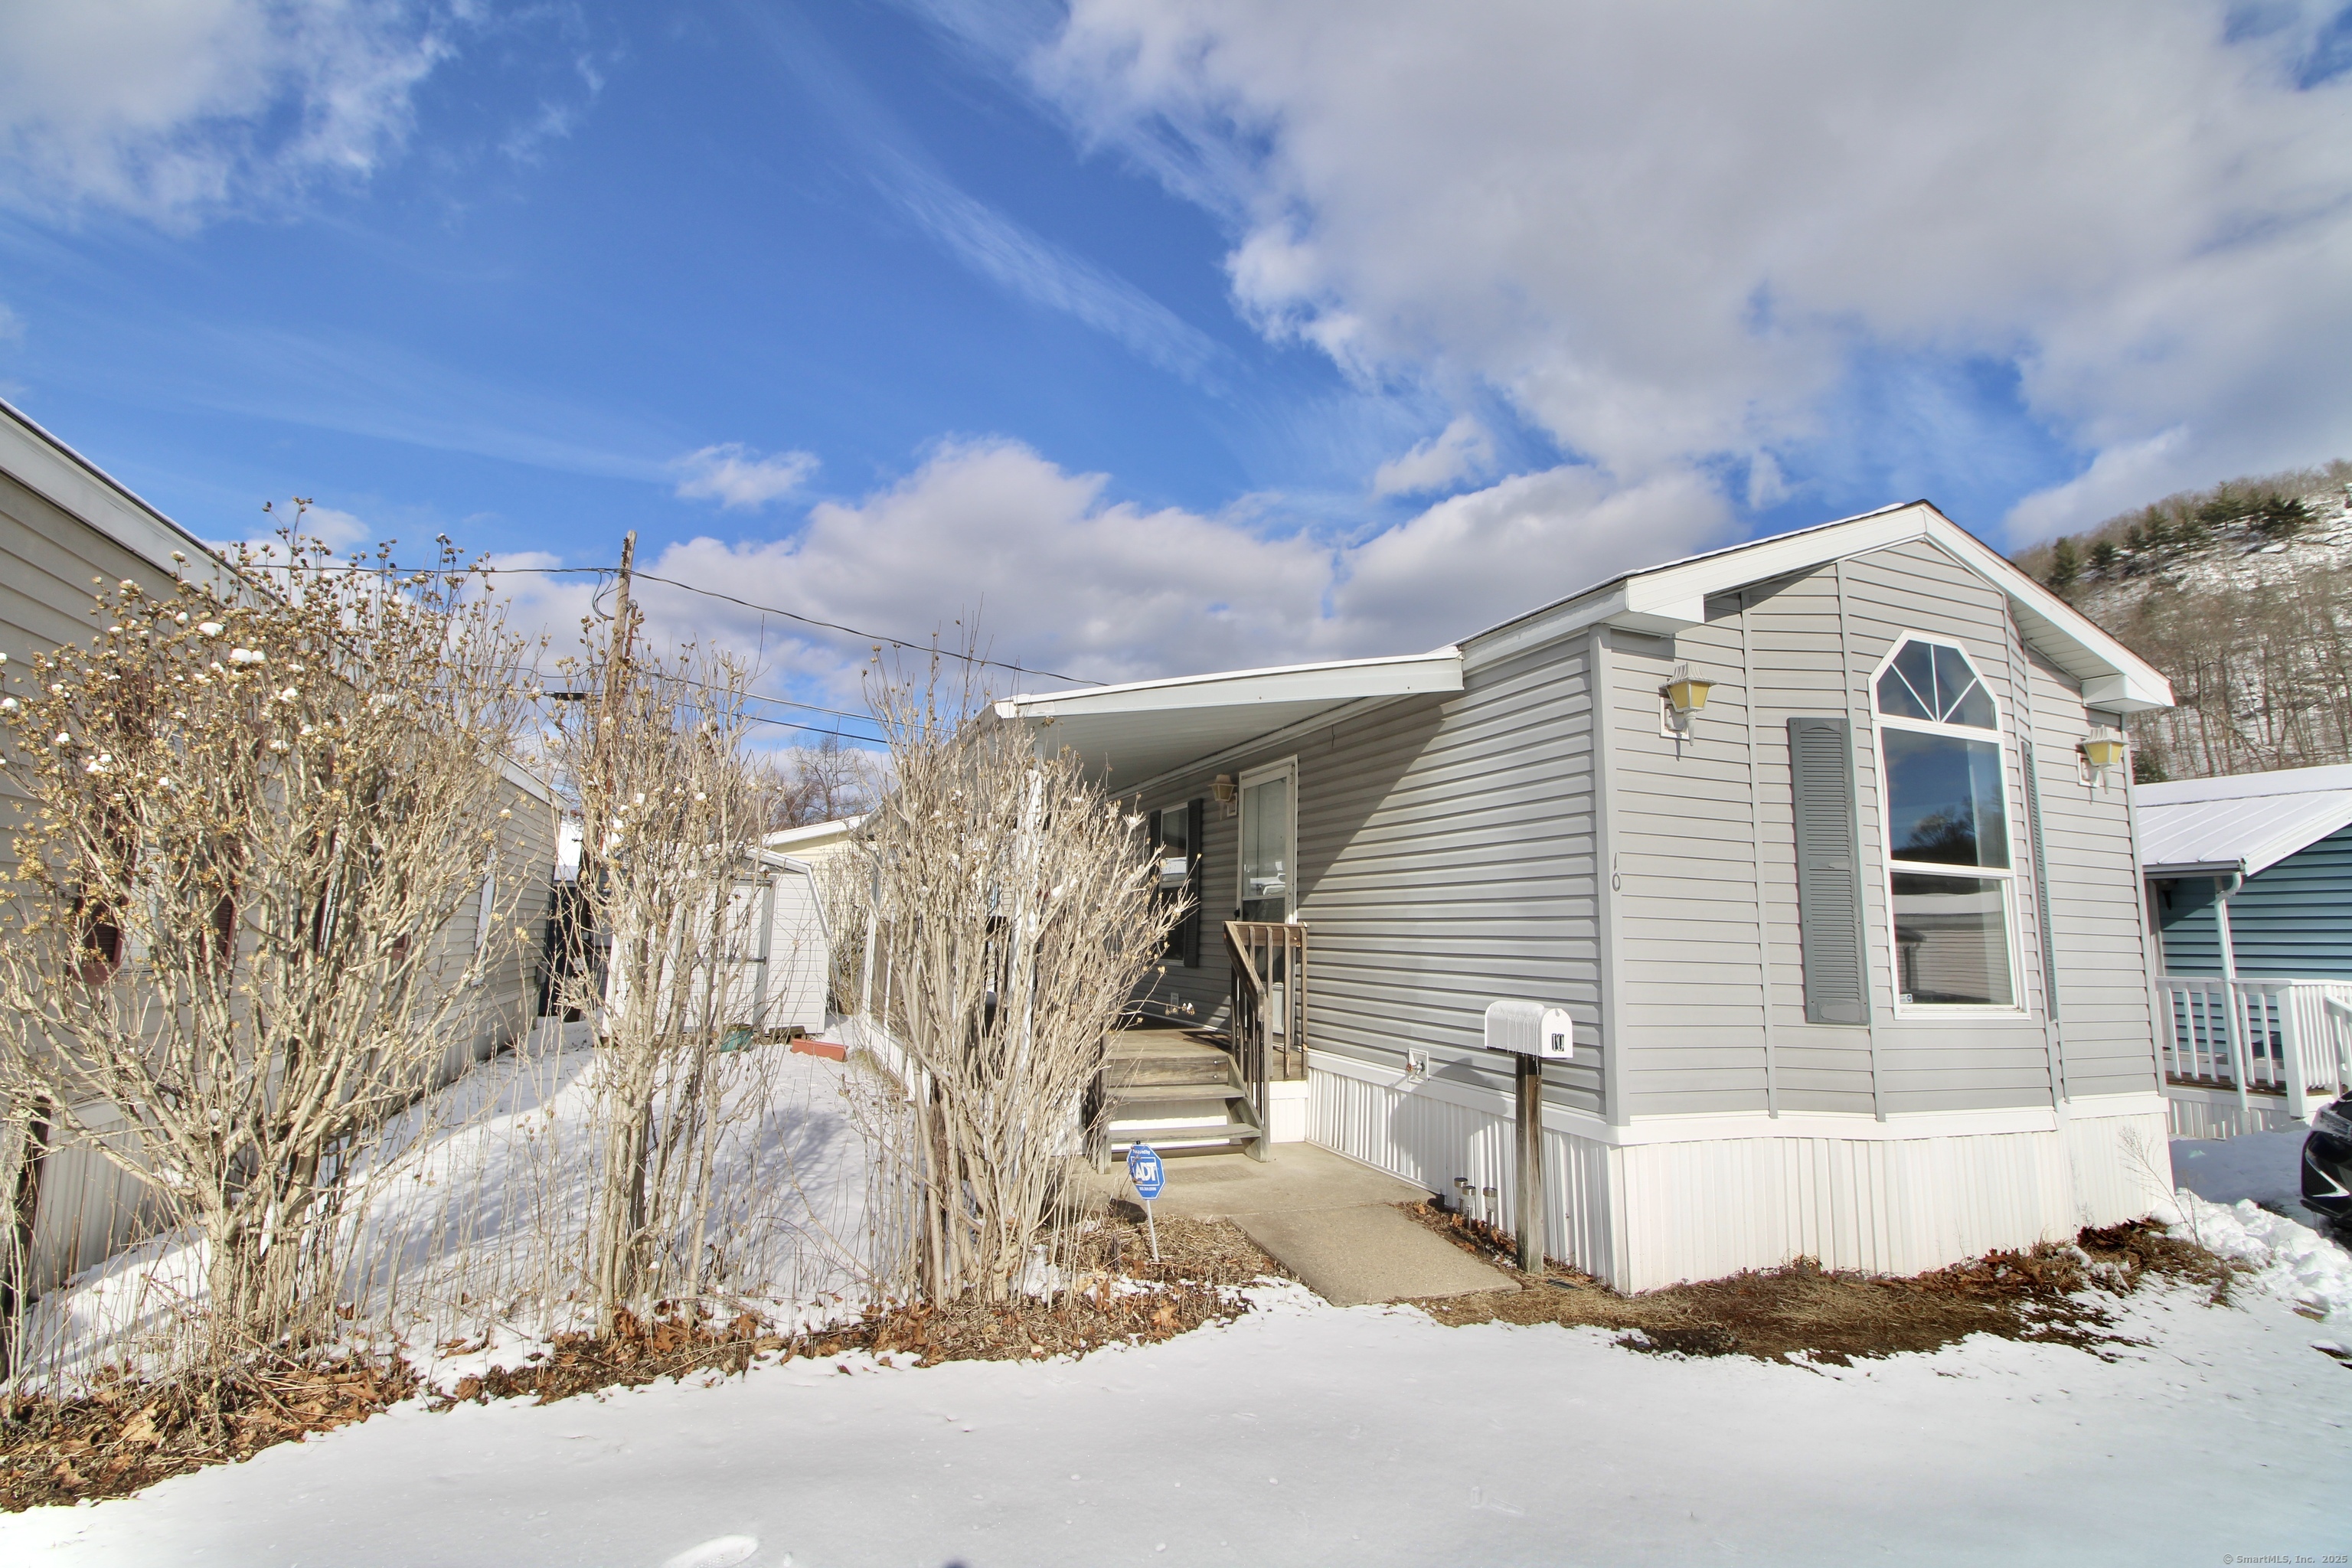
[1883,728,2009,868]
[1891,873,2014,1006]
[1876,644,1936,721]
[1240,775,1291,922]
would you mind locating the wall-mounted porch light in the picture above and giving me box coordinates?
[2081,731,2126,786]
[1661,664,1713,737]
[1213,773,1238,816]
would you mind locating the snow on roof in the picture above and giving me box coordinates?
[2135,762,2352,877]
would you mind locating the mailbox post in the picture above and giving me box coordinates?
[1482,1000,1574,1274]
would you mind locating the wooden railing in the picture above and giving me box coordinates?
[1226,921,1307,1148]
[2160,975,2352,1119]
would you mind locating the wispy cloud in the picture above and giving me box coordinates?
[672,443,820,510]
[1372,414,1494,496]
[885,163,1228,388]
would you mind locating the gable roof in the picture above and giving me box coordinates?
[994,499,2173,791]
[2136,763,2352,879]
[1459,500,2172,711]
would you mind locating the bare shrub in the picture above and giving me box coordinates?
[0,535,535,1369]
[851,658,1179,1303]
[543,632,770,1328]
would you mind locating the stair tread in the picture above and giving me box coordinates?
[1104,1080,1246,1102]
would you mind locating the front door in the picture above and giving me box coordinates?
[1238,761,1295,1036]
[1238,763,1294,922]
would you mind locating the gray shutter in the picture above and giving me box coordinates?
[1788,716,1870,1024]
[1181,798,1205,968]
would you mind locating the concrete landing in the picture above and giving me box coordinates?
[1089,1142,1517,1307]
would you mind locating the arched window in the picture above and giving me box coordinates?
[1871,636,2020,1011]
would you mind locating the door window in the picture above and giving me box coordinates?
[1239,767,1292,923]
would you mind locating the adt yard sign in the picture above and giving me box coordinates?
[1127,1142,1165,1260]
[1127,1143,1165,1200]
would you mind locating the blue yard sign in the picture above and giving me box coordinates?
[1127,1142,1165,1261]
[1127,1143,1165,1200]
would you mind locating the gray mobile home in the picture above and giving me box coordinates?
[998,501,2178,1290]
[0,399,560,1297]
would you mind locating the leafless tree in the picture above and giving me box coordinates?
[750,733,884,832]
[0,534,536,1367]
[543,629,769,1329]
[848,655,1179,1303]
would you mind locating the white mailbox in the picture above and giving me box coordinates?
[1483,998,1574,1060]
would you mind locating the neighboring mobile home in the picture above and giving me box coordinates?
[2138,763,2352,1138]
[0,398,560,1297]
[995,501,2179,1291]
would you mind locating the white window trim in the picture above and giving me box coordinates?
[1867,634,2030,1021]
[1236,756,1299,923]
[1152,798,1199,966]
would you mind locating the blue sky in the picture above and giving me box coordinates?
[1,2,2347,727]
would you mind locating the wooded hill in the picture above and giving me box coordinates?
[2011,459,2352,784]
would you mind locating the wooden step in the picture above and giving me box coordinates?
[1104,1080,1251,1104]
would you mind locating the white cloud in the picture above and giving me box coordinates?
[1017,2,2352,541]
[671,444,822,511]
[1371,414,1494,497]
[0,0,451,224]
[509,439,1731,709]
[888,161,1227,384]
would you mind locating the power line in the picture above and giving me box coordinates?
[231,557,1099,685]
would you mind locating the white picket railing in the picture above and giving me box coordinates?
[2159,975,2352,1119]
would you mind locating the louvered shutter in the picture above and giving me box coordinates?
[1788,717,1870,1024]
[1181,798,1205,968]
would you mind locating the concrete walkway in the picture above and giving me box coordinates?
[1090,1142,1517,1307]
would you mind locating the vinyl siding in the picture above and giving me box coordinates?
[2020,648,2164,1100]
[1603,537,2154,1119]
[1132,635,1607,1119]
[2156,824,2352,980]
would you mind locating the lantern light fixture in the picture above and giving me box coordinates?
[1662,664,1713,736]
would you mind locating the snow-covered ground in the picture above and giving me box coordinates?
[12,1037,880,1394]
[5,1129,2350,1566]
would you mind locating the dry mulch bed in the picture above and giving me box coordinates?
[1404,1202,2242,1364]
[1,1214,1285,1512]
[0,1352,417,1513]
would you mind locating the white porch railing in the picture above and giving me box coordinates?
[2160,975,2352,1119]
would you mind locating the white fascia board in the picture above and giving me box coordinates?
[1461,500,2176,713]
[996,648,1462,721]
[1925,520,2175,710]
[0,397,244,603]
[1462,502,1936,671]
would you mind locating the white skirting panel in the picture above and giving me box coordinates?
[2164,1083,2307,1141]
[2063,1106,2176,1228]
[1266,1079,1311,1144]
[1309,1054,2176,1292]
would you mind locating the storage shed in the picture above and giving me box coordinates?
[994,500,2179,1290]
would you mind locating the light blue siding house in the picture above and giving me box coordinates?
[2139,763,2352,1137]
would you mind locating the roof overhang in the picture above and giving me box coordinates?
[991,648,1465,790]
[1463,501,2174,713]
[2135,763,2352,879]
[2140,858,2248,881]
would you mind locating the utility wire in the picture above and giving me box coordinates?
[233,557,1101,685]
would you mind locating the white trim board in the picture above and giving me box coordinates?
[1307,1049,2159,1146]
